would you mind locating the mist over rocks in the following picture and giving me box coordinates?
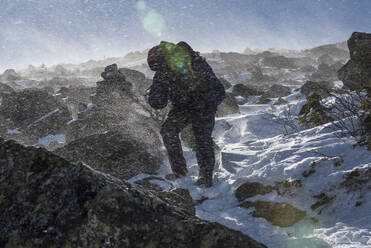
[0,88,71,146]
[55,131,162,180]
[1,36,370,247]
[65,64,162,150]
[1,69,21,81]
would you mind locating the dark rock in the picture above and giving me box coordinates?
[0,82,15,99]
[305,42,349,61]
[257,97,271,104]
[0,88,71,145]
[118,68,151,95]
[65,66,162,149]
[347,32,371,67]
[235,181,274,201]
[338,32,371,90]
[261,84,291,99]
[101,64,126,82]
[56,86,96,118]
[232,84,263,98]
[338,60,370,91]
[240,201,306,227]
[219,77,232,90]
[0,138,267,248]
[273,97,288,105]
[134,177,196,216]
[300,81,334,98]
[318,54,335,65]
[2,69,21,81]
[310,63,338,81]
[55,131,162,180]
[216,93,240,117]
[262,55,296,69]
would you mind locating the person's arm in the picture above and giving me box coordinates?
[148,71,170,109]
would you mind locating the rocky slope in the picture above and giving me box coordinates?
[0,138,266,248]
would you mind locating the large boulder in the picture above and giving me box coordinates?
[262,55,296,69]
[0,88,71,146]
[54,131,163,180]
[300,80,334,98]
[0,138,267,248]
[261,84,291,99]
[240,201,306,227]
[338,32,371,90]
[1,69,21,81]
[66,65,162,150]
[55,86,96,119]
[232,84,263,98]
[117,68,152,95]
[235,181,275,201]
[347,32,371,66]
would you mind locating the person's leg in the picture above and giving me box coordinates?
[192,110,216,187]
[160,108,190,177]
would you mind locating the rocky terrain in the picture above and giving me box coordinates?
[0,138,266,248]
[0,32,370,247]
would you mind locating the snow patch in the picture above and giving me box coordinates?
[38,134,66,147]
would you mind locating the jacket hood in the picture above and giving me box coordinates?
[147,45,166,71]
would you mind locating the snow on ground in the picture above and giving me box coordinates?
[38,134,66,147]
[129,91,371,248]
[7,129,22,134]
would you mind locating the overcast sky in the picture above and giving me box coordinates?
[1,0,370,71]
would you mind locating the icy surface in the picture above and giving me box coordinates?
[38,134,66,147]
[130,90,371,248]
[7,129,22,134]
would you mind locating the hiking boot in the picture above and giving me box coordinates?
[195,177,212,188]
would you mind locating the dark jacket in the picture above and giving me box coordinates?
[148,42,225,111]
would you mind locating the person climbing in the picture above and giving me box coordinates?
[147,41,225,187]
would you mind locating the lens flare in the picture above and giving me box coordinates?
[136,1,166,38]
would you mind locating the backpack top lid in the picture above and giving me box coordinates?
[147,45,164,71]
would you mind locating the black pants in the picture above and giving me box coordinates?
[160,107,215,180]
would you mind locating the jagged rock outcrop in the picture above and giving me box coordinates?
[300,80,334,98]
[1,69,21,81]
[338,32,371,90]
[117,68,152,95]
[0,88,71,146]
[55,131,162,180]
[66,65,162,149]
[134,176,196,216]
[55,86,96,119]
[0,138,267,248]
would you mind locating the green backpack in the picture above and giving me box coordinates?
[159,41,194,77]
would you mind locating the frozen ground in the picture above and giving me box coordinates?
[130,91,371,248]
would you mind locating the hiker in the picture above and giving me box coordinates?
[147,41,225,187]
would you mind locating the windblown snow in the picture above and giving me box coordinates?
[130,90,371,248]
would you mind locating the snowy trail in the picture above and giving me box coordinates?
[130,93,371,248]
